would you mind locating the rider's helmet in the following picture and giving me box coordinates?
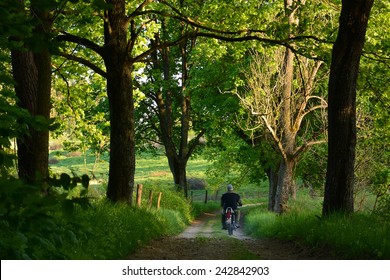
[227,184,233,191]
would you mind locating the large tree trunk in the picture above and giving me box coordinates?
[323,0,374,216]
[168,157,188,195]
[273,43,295,213]
[104,0,135,203]
[274,158,295,213]
[11,2,52,185]
[272,0,298,213]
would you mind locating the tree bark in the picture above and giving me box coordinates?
[272,0,298,213]
[274,158,295,213]
[272,45,296,213]
[104,0,135,203]
[323,0,374,215]
[267,167,278,211]
[11,1,52,185]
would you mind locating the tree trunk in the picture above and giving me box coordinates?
[274,158,295,213]
[104,0,135,203]
[272,0,298,213]
[170,157,188,196]
[267,167,278,211]
[152,36,193,197]
[323,0,374,216]
[105,69,135,203]
[273,44,296,213]
[11,2,52,185]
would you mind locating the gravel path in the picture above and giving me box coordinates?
[128,208,333,260]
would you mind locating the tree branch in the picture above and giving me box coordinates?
[57,52,107,78]
[186,129,205,159]
[293,139,326,158]
[128,0,154,21]
[56,32,105,57]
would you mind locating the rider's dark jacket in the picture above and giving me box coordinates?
[221,192,242,211]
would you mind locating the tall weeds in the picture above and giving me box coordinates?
[245,191,390,259]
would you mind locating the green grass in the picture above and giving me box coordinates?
[59,201,165,259]
[191,201,220,217]
[244,189,390,259]
[49,150,211,191]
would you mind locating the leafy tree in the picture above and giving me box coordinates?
[354,0,390,211]
[237,47,328,212]
[51,62,110,172]
[136,11,229,197]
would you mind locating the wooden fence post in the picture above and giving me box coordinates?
[157,192,162,209]
[204,190,208,204]
[136,184,143,206]
[148,190,153,206]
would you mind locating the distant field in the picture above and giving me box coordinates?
[49,150,209,182]
[48,148,267,203]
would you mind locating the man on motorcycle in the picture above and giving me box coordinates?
[221,184,242,230]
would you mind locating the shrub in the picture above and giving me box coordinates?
[0,178,72,259]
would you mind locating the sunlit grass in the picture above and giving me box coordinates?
[59,199,190,259]
[244,189,390,259]
[49,150,211,190]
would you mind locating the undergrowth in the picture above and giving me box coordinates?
[244,191,390,259]
[0,177,192,260]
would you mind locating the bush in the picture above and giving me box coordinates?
[0,178,71,259]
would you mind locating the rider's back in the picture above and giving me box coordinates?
[221,192,241,210]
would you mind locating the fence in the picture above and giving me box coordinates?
[92,184,264,207]
[134,184,163,209]
[190,188,265,203]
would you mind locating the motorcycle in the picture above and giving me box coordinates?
[224,207,237,235]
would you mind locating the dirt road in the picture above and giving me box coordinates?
[128,210,333,260]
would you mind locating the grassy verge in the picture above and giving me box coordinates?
[244,190,390,259]
[0,177,193,260]
[191,201,220,217]
[59,199,190,259]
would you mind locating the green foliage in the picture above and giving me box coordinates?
[296,143,327,191]
[0,178,71,259]
[141,185,193,224]
[374,193,390,223]
[57,187,191,259]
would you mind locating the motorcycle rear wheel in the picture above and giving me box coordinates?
[228,223,234,235]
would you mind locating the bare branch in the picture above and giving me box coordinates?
[293,139,327,158]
